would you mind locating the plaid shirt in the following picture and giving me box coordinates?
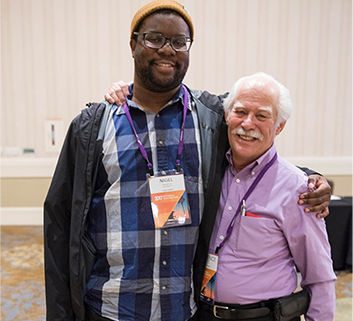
[85,85,203,321]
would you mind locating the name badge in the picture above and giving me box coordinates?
[200,253,218,303]
[149,171,191,228]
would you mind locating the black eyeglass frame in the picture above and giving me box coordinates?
[133,32,193,52]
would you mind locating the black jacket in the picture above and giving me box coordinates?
[44,88,228,321]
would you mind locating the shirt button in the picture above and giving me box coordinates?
[159,140,164,145]
[252,171,255,176]
[236,178,241,183]
[161,170,166,175]
[163,230,168,235]
[228,206,233,211]
[156,114,160,117]
[162,261,167,266]
[219,235,224,240]
[162,286,166,290]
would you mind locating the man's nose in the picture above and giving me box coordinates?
[158,39,175,55]
[241,114,255,129]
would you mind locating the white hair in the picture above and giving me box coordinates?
[223,72,293,126]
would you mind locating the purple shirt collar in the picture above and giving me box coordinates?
[226,143,278,177]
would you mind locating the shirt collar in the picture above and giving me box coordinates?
[226,143,277,177]
[115,84,191,115]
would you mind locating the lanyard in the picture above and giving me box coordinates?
[215,152,278,254]
[123,85,189,176]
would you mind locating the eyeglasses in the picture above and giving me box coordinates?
[133,32,193,52]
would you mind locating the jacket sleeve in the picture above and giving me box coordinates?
[44,120,77,321]
[189,88,230,306]
[297,166,322,176]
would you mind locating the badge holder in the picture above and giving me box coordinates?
[200,253,218,304]
[148,169,192,228]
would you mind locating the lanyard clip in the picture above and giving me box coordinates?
[176,158,181,173]
[147,162,154,176]
[241,200,246,216]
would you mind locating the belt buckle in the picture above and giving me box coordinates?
[213,304,230,319]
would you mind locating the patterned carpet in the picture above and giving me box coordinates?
[1,226,352,321]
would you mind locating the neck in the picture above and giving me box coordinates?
[132,81,181,114]
[232,154,257,173]
[232,145,274,173]
[232,160,250,173]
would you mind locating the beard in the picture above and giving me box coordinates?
[135,58,189,93]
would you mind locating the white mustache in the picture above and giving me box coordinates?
[231,127,264,141]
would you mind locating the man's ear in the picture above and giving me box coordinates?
[130,39,136,58]
[275,121,286,135]
[224,111,229,125]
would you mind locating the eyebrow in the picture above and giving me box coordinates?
[233,102,245,108]
[233,103,273,115]
[258,107,273,115]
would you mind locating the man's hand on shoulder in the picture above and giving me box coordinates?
[299,174,331,219]
[104,80,130,105]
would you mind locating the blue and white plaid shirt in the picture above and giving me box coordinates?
[85,85,203,321]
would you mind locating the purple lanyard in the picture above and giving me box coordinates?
[215,152,278,254]
[123,85,189,176]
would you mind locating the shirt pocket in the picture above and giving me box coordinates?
[234,216,277,260]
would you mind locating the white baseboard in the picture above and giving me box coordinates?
[1,158,57,178]
[1,207,43,225]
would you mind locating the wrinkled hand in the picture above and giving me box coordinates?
[299,175,331,218]
[104,80,130,105]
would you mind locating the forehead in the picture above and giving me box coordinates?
[139,12,190,36]
[236,80,279,108]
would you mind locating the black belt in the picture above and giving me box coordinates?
[199,299,274,320]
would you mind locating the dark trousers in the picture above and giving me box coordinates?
[85,306,199,321]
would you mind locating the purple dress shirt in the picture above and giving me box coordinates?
[208,144,336,321]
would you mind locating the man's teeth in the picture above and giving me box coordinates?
[239,135,256,141]
[157,63,172,67]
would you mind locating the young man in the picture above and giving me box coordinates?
[45,2,226,320]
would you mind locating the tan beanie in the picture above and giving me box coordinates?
[130,0,194,40]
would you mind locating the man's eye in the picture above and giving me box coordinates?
[235,110,246,116]
[257,114,268,120]
[146,36,163,43]
[173,38,187,47]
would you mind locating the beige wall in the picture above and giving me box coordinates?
[1,0,352,159]
[1,178,51,207]
[325,176,352,197]
[1,0,352,213]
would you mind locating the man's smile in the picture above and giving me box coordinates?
[238,134,258,141]
[152,60,177,73]
[154,61,175,67]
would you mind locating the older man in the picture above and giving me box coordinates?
[194,73,336,321]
